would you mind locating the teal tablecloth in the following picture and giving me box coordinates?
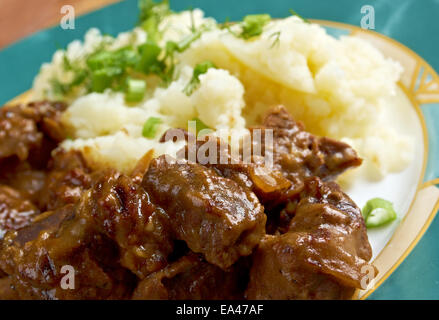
[1,0,438,299]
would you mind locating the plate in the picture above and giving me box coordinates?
[1,0,439,299]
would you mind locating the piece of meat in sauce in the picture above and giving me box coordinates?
[163,130,293,208]
[142,155,266,270]
[0,101,66,163]
[250,105,362,187]
[246,177,374,299]
[162,105,361,210]
[132,253,248,300]
[0,202,136,300]
[0,164,182,299]
[38,150,92,211]
[0,277,19,300]
[0,159,46,204]
[246,234,355,299]
[83,170,173,278]
[0,185,40,240]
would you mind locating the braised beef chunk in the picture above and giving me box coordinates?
[142,156,266,270]
[0,277,19,300]
[0,204,135,300]
[252,105,362,186]
[288,177,373,264]
[132,253,247,300]
[83,170,173,278]
[0,101,66,163]
[0,185,40,239]
[246,177,374,299]
[0,168,174,299]
[172,133,294,208]
[39,150,92,211]
[0,159,46,203]
[245,234,355,300]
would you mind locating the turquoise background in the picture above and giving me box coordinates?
[0,0,438,299]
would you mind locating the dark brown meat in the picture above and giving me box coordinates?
[0,101,66,163]
[0,204,136,300]
[83,170,173,278]
[0,101,69,212]
[0,100,373,300]
[0,159,46,204]
[246,177,374,299]
[288,178,373,266]
[0,277,19,300]
[163,104,361,211]
[0,185,40,239]
[38,150,92,211]
[132,253,247,300]
[165,131,294,208]
[142,155,266,270]
[245,234,355,299]
[251,105,362,187]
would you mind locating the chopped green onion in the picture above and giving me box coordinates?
[142,117,162,138]
[116,47,140,69]
[175,30,202,52]
[183,61,216,95]
[189,6,196,32]
[125,78,146,102]
[240,14,271,39]
[289,9,310,23]
[70,69,88,87]
[87,50,114,70]
[87,47,139,71]
[362,198,397,228]
[50,78,70,96]
[193,61,216,79]
[138,0,171,43]
[62,54,74,71]
[49,1,212,99]
[269,31,281,48]
[90,67,122,93]
[137,41,164,74]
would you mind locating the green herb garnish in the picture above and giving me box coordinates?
[49,1,207,100]
[87,47,139,72]
[52,54,89,97]
[240,14,271,39]
[125,78,146,102]
[138,0,171,42]
[183,61,216,95]
[362,198,397,228]
[189,6,196,33]
[269,31,281,48]
[225,14,271,40]
[137,41,165,74]
[142,117,163,138]
[289,9,310,23]
[90,67,123,93]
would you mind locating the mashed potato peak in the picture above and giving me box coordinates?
[32,9,413,179]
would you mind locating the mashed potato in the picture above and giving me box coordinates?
[32,9,413,179]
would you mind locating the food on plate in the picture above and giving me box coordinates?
[31,1,413,180]
[362,197,397,228]
[0,98,373,299]
[246,177,374,299]
[1,0,413,300]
